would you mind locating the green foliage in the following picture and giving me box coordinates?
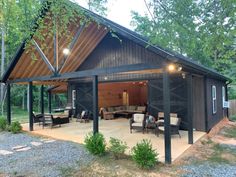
[84,132,106,155]
[131,0,236,93]
[223,127,236,138]
[131,139,158,169]
[108,137,128,159]
[0,117,7,131]
[8,121,22,134]
[229,114,236,122]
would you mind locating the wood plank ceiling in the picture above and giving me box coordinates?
[9,16,108,86]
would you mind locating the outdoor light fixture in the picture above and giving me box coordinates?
[104,76,108,80]
[63,48,70,55]
[168,64,175,72]
[178,66,182,71]
[182,73,186,79]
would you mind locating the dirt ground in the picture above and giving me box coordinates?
[75,118,236,177]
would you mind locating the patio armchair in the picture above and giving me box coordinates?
[32,113,44,126]
[157,117,181,138]
[102,108,115,120]
[77,110,90,123]
[130,113,146,133]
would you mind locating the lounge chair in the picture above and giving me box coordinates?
[77,110,90,123]
[157,117,181,138]
[32,113,44,126]
[130,113,146,133]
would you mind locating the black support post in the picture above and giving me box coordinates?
[93,75,99,134]
[48,91,52,113]
[187,74,193,144]
[40,85,44,115]
[28,82,33,131]
[6,84,11,125]
[163,70,171,164]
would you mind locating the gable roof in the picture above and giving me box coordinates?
[1,1,229,83]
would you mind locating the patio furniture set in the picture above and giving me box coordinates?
[130,112,182,137]
[101,105,146,120]
[33,111,70,128]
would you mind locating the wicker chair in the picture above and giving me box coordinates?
[130,113,146,133]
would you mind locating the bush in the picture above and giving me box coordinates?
[131,139,158,169]
[8,121,22,134]
[108,137,128,159]
[84,132,106,155]
[0,117,7,131]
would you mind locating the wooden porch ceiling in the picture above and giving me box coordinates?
[9,18,108,83]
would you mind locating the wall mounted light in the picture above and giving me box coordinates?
[168,64,175,72]
[63,48,70,55]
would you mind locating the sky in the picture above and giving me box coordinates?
[74,0,148,29]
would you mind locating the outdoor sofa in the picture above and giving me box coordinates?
[102,105,146,120]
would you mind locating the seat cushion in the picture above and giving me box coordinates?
[132,122,143,127]
[133,114,145,123]
[107,107,114,112]
[159,126,164,131]
[170,117,179,125]
[137,106,145,112]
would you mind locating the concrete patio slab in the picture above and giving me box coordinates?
[22,118,205,162]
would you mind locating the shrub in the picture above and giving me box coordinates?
[108,137,128,159]
[84,132,106,155]
[9,121,22,134]
[131,139,158,169]
[0,117,7,131]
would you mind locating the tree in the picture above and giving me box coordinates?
[131,0,236,80]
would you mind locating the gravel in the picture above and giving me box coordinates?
[181,163,236,177]
[0,132,93,177]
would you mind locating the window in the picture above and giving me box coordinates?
[222,86,225,107]
[212,85,217,114]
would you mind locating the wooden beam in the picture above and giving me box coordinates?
[28,82,33,131]
[6,84,11,125]
[163,69,171,164]
[33,39,55,73]
[8,63,162,83]
[93,75,99,134]
[40,85,44,115]
[187,74,193,144]
[58,23,85,73]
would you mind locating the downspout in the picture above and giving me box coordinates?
[225,80,232,119]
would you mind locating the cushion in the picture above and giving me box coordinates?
[170,117,179,125]
[133,114,145,123]
[170,113,177,117]
[132,122,143,127]
[146,115,155,124]
[159,126,164,131]
[129,106,137,110]
[107,107,114,112]
[81,111,86,117]
[158,112,164,118]
[64,110,69,115]
[137,106,145,112]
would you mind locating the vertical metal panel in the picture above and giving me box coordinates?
[6,84,11,125]
[93,75,99,134]
[163,70,171,164]
[187,74,193,144]
[40,85,44,114]
[28,82,33,131]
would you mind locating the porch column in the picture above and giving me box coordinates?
[93,75,99,134]
[6,83,11,125]
[187,74,193,144]
[48,91,52,113]
[163,69,171,164]
[40,85,44,115]
[28,82,33,131]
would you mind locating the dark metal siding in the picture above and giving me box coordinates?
[192,76,206,131]
[148,75,188,130]
[77,33,164,82]
[206,78,226,131]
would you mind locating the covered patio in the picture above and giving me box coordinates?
[1,2,228,165]
[21,118,205,162]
